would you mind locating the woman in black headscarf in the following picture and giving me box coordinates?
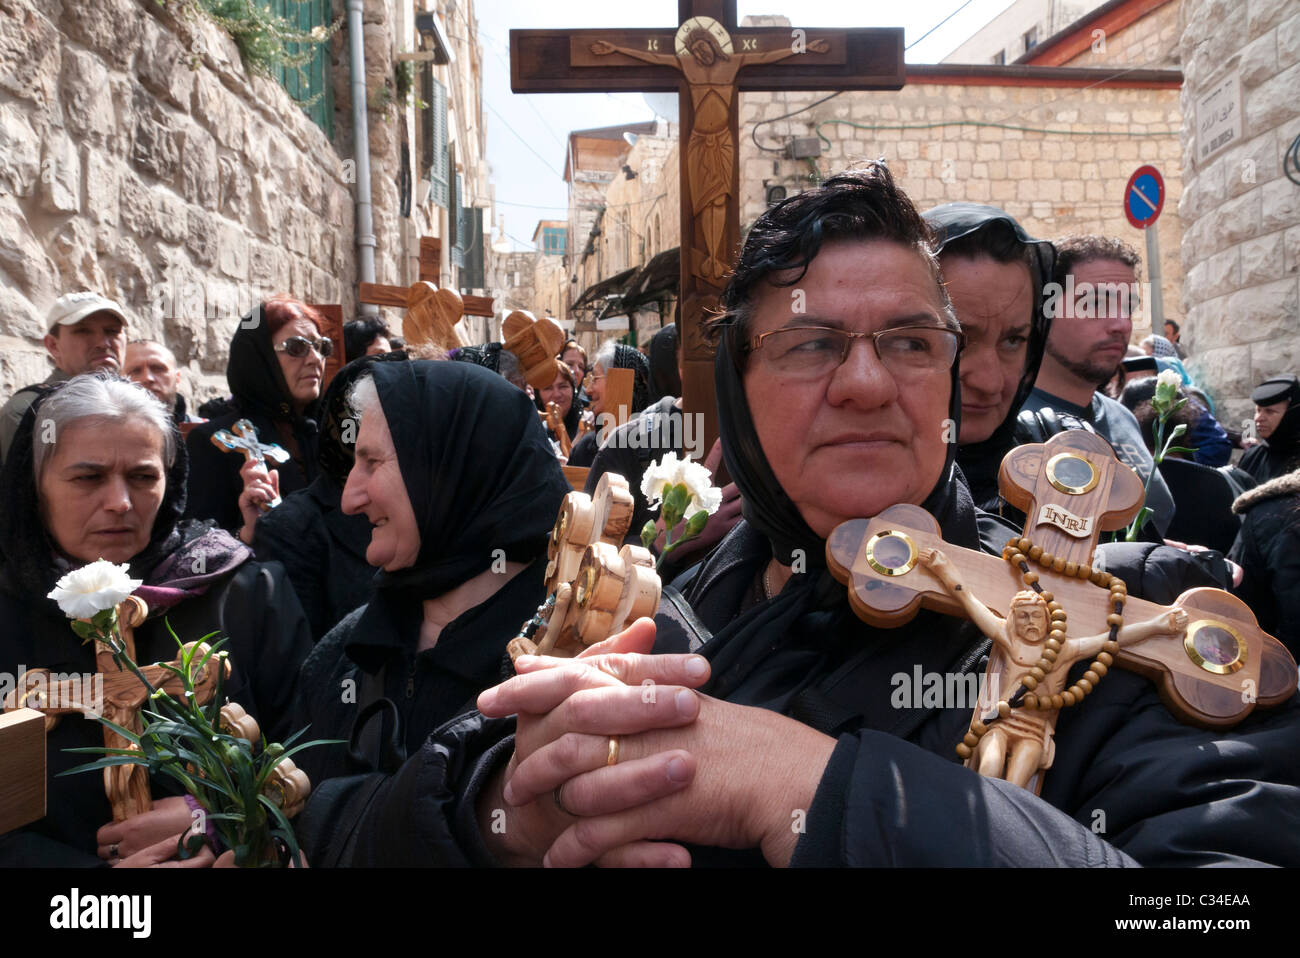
[923,204,1054,515]
[291,360,570,866]
[252,353,408,640]
[331,165,1300,869]
[0,374,311,866]
[184,296,330,538]
[567,340,651,468]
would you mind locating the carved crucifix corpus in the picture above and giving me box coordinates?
[511,0,904,456]
[210,418,291,510]
[508,473,661,662]
[3,596,227,821]
[827,430,1297,792]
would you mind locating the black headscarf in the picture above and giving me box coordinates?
[316,351,411,489]
[450,342,504,373]
[925,203,1055,511]
[228,307,324,427]
[609,343,651,415]
[367,361,570,603]
[0,378,248,606]
[647,323,682,404]
[533,368,583,441]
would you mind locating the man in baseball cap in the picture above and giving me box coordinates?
[0,292,130,463]
[1241,373,1300,483]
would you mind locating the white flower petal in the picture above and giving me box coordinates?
[47,559,142,619]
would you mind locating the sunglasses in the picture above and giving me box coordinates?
[274,335,334,359]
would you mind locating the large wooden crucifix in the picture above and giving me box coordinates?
[511,1,904,454]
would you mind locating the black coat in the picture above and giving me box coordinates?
[318,520,1300,867]
[1240,405,1300,484]
[1230,470,1300,659]
[252,475,375,641]
[0,558,313,866]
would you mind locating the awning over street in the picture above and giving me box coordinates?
[618,247,679,314]
[571,267,638,311]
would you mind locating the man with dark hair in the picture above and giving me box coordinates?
[1241,374,1300,483]
[124,339,204,425]
[0,291,129,463]
[1022,235,1175,536]
[343,317,392,361]
[1163,318,1187,358]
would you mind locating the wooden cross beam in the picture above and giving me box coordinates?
[511,0,904,457]
[0,708,45,834]
[356,236,494,352]
[827,431,1297,790]
[3,597,227,822]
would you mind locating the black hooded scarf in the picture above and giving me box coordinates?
[647,323,682,404]
[611,343,652,414]
[183,308,323,530]
[924,203,1055,512]
[367,360,571,606]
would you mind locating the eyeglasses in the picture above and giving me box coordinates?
[747,324,964,380]
[274,335,334,359]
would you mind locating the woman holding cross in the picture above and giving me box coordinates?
[315,166,1300,868]
[0,374,312,866]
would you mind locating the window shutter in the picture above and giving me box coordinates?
[424,71,449,208]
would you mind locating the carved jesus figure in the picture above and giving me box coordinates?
[590,23,829,284]
[918,547,1189,789]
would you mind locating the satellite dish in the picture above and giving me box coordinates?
[642,92,679,121]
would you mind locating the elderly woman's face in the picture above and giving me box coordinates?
[540,369,574,418]
[38,419,166,564]
[742,239,953,538]
[341,400,420,571]
[562,349,586,384]
[585,363,607,416]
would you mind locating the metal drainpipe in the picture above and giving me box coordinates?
[348,0,378,315]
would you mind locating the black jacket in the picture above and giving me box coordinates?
[1230,470,1300,659]
[252,475,375,642]
[1240,405,1300,483]
[301,518,1300,867]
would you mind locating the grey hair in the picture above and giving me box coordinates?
[33,373,176,477]
[347,372,380,421]
[593,338,620,374]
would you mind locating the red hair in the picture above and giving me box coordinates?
[263,294,324,337]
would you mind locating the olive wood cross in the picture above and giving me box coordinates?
[827,431,1297,734]
[2,596,226,821]
[210,419,290,511]
[502,310,565,390]
[508,473,661,661]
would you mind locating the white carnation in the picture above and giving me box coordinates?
[1156,369,1182,390]
[48,560,142,619]
[641,452,723,517]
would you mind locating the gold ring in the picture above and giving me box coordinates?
[607,735,621,767]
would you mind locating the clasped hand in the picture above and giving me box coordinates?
[475,618,835,868]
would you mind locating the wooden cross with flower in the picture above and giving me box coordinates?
[508,461,724,663]
[17,560,336,865]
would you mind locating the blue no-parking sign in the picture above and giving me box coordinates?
[1124,165,1165,229]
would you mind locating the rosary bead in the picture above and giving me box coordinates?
[1050,694,1064,709]
[1052,556,1067,572]
[998,701,1011,719]
[1103,640,1120,655]
[1029,666,1046,681]
[1022,674,1038,690]
[1097,652,1114,667]
[1050,610,1067,623]
[963,732,979,748]
[972,718,987,735]
[1092,662,1108,677]
[1063,560,1078,577]
[1078,564,1094,579]
[1061,690,1077,706]
[1076,678,1093,694]
[1017,537,1032,554]
[1022,571,1039,585]
[1038,552,1054,568]
[1039,591,1054,604]
[1048,629,1066,643]
[1106,613,1124,628]
[1083,669,1100,684]
[1029,545,1043,561]
[1023,694,1038,709]
[956,743,972,759]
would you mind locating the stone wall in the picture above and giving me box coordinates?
[1061,0,1182,69]
[1177,0,1300,429]
[738,78,1186,342]
[0,0,357,402]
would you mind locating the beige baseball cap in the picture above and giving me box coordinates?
[46,291,129,334]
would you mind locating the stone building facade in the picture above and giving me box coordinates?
[0,0,494,402]
[0,0,356,400]
[1175,0,1299,428]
